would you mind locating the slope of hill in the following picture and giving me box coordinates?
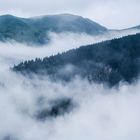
[0,15,43,44]
[13,33,140,86]
[0,14,107,45]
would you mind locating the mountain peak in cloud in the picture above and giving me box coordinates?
[31,13,107,33]
[0,14,108,45]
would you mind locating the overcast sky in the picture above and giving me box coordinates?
[0,0,140,29]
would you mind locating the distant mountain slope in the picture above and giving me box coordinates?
[0,14,107,45]
[13,33,140,86]
[0,15,42,44]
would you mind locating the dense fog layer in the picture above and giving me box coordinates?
[0,31,140,140]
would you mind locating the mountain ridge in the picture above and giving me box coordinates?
[0,14,108,45]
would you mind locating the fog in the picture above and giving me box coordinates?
[0,30,140,140]
[1,28,140,63]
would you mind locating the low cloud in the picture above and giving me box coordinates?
[1,29,140,63]
[0,30,140,140]
[1,62,140,140]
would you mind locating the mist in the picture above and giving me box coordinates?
[1,59,140,140]
[0,30,140,140]
[1,28,140,63]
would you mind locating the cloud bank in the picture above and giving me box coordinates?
[1,28,140,63]
[0,31,140,140]
[1,55,140,140]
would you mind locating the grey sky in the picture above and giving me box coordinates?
[0,0,140,29]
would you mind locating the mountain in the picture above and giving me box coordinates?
[13,33,140,86]
[0,15,43,44]
[0,14,107,45]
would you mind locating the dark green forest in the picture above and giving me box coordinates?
[14,33,140,86]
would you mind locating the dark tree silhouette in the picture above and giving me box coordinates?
[14,33,140,86]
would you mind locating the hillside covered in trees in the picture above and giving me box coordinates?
[14,33,140,86]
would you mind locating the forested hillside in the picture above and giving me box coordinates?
[14,33,140,86]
